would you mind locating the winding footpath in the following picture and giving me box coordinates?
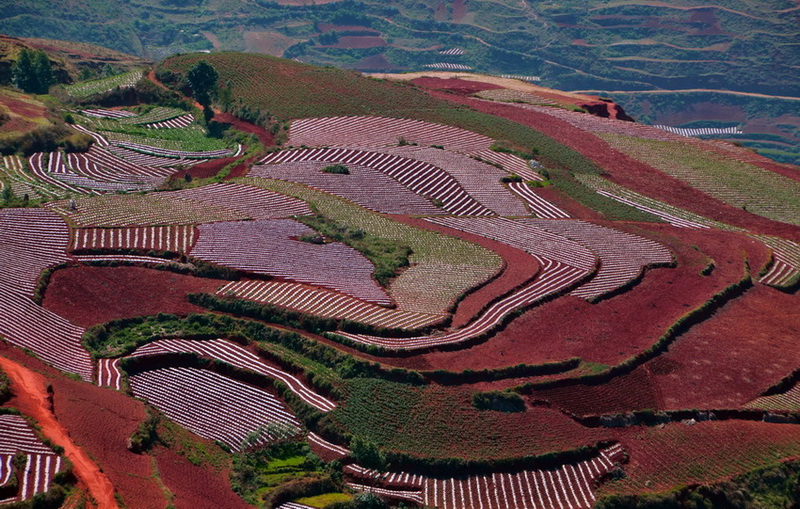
[0,356,119,508]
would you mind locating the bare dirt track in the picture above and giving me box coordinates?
[0,355,119,508]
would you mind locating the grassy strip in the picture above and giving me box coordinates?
[518,261,753,393]
[297,213,413,288]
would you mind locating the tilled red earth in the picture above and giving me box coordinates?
[42,266,226,328]
[644,283,800,409]
[424,90,800,241]
[155,447,250,509]
[410,77,503,95]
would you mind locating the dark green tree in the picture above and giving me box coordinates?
[186,60,218,121]
[12,49,55,94]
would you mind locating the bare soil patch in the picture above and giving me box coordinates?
[42,266,226,328]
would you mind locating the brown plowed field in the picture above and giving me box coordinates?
[155,447,249,509]
[410,77,503,95]
[42,266,226,328]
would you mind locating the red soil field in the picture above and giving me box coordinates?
[609,420,800,496]
[644,283,800,409]
[0,347,123,508]
[452,0,467,21]
[171,156,237,180]
[155,447,250,509]
[410,77,503,95]
[378,225,768,373]
[42,266,226,328]
[1,95,46,119]
[393,215,539,328]
[424,90,800,241]
[317,24,380,34]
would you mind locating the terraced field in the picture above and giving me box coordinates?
[0,49,798,509]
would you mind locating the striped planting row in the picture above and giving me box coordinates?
[499,74,542,82]
[346,483,424,505]
[191,219,392,305]
[126,338,336,412]
[260,148,492,216]
[144,114,194,129]
[335,216,596,348]
[509,182,570,219]
[2,156,23,172]
[439,48,465,55]
[307,432,350,459]
[44,193,250,227]
[81,109,137,119]
[522,219,672,300]
[66,151,163,191]
[474,149,544,182]
[70,124,110,146]
[83,146,174,179]
[744,384,800,411]
[0,209,93,380]
[424,63,473,70]
[347,444,625,509]
[17,454,62,503]
[128,367,302,451]
[288,116,494,154]
[72,254,179,265]
[653,125,742,137]
[71,225,195,253]
[217,280,446,330]
[97,358,122,391]
[170,183,312,220]
[0,415,58,455]
[115,141,234,159]
[752,235,800,288]
[276,503,315,509]
[380,145,529,216]
[335,257,586,349]
[249,160,443,215]
[106,146,207,168]
[429,217,596,271]
[28,153,90,195]
[0,455,11,486]
[576,175,800,289]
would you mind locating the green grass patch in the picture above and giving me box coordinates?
[297,214,412,287]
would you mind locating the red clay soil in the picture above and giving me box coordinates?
[609,420,800,497]
[378,225,768,373]
[0,352,121,509]
[170,157,238,180]
[643,283,800,409]
[424,90,800,241]
[410,77,503,95]
[213,112,275,147]
[42,266,226,328]
[327,36,387,49]
[392,215,539,328]
[154,447,250,509]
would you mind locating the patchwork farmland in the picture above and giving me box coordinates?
[0,51,798,508]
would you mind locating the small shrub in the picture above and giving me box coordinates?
[500,174,523,183]
[472,391,525,412]
[322,164,350,175]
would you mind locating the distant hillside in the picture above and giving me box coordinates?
[0,34,148,86]
[2,1,798,96]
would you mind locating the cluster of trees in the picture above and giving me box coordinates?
[12,48,55,94]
